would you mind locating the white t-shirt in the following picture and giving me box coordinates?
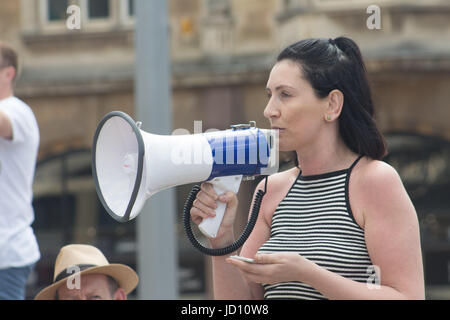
[0,96,40,269]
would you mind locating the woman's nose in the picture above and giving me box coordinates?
[263,100,280,119]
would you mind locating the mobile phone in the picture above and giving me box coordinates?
[229,255,255,263]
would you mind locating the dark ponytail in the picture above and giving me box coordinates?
[277,37,387,161]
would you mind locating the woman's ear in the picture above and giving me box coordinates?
[324,89,344,122]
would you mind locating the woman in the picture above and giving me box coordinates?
[190,37,424,300]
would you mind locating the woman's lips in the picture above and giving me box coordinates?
[272,127,285,133]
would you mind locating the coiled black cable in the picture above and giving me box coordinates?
[183,177,268,256]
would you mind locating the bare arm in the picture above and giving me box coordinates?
[0,110,13,139]
[191,177,275,299]
[301,162,424,299]
[210,179,271,299]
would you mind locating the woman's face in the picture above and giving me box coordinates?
[264,59,328,152]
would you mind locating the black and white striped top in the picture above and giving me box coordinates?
[258,156,375,300]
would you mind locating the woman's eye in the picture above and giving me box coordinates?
[281,91,291,98]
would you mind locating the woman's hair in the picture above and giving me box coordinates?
[277,37,387,162]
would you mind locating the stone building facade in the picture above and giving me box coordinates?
[1,0,449,298]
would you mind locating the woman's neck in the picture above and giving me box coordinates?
[295,131,357,176]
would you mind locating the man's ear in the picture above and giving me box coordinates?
[5,66,16,82]
[324,89,344,122]
[113,288,127,300]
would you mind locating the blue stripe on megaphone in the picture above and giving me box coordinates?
[205,128,269,180]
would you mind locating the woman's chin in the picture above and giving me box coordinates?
[277,139,294,152]
[278,145,294,153]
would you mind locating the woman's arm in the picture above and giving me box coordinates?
[191,178,270,299]
[354,161,424,299]
[210,177,273,300]
[302,161,424,299]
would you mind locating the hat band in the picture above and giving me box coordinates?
[54,264,97,283]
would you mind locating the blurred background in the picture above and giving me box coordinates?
[1,0,449,299]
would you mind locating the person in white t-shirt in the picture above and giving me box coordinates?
[0,42,40,300]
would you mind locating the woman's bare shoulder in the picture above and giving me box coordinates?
[356,158,402,190]
[252,166,300,225]
[255,166,300,194]
[354,158,411,216]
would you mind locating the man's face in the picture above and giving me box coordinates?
[56,273,126,300]
[0,57,14,90]
[0,57,6,88]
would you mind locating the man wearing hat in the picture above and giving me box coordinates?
[35,244,138,300]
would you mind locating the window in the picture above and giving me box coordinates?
[87,0,110,19]
[283,0,308,10]
[79,0,113,27]
[205,0,231,16]
[120,0,135,25]
[47,0,69,21]
[35,0,134,33]
[128,0,135,17]
[39,0,72,30]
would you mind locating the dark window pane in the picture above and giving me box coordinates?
[88,0,110,19]
[48,0,69,21]
[207,0,230,15]
[129,0,135,16]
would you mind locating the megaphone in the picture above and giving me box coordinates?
[92,111,278,252]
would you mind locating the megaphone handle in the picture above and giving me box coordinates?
[198,175,243,238]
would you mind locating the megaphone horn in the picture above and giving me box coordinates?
[92,111,145,223]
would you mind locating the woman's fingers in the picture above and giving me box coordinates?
[196,190,218,210]
[193,197,217,217]
[190,206,211,225]
[200,182,218,200]
[190,182,218,225]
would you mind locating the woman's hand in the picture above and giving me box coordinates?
[226,252,317,285]
[190,182,239,244]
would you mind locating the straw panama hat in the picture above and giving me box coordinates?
[34,244,139,300]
